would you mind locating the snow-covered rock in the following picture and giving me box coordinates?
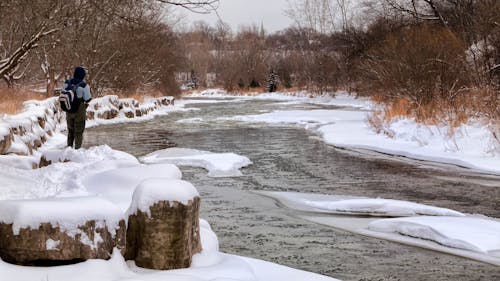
[0,95,175,161]
[125,179,201,270]
[0,196,126,265]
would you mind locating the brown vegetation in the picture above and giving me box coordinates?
[0,88,46,114]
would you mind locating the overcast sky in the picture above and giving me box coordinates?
[178,0,293,33]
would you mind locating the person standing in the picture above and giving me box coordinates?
[64,66,92,149]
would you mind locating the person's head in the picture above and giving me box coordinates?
[73,66,86,81]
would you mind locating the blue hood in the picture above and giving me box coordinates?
[73,66,86,81]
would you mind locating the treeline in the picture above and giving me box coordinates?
[0,0,211,97]
[179,22,344,94]
[1,0,499,124]
[179,0,499,123]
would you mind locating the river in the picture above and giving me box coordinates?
[85,98,500,281]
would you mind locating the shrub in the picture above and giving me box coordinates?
[361,24,469,114]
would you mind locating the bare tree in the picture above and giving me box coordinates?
[0,0,62,86]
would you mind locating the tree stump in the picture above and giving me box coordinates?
[125,179,201,270]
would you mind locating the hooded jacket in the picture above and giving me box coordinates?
[63,66,92,102]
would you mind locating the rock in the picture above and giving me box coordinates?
[32,139,42,149]
[37,117,46,129]
[125,179,201,270]
[38,156,52,168]
[87,111,95,120]
[0,197,126,265]
[0,131,13,155]
[160,98,170,106]
[124,111,134,119]
[135,109,143,117]
[97,109,119,120]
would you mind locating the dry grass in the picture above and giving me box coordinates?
[0,88,47,115]
[371,87,499,133]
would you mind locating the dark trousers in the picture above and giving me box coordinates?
[66,104,87,149]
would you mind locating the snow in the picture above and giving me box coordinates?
[218,97,499,174]
[260,191,500,265]
[46,239,60,250]
[305,198,465,217]
[0,145,140,201]
[368,216,500,254]
[187,89,372,109]
[127,179,199,216]
[0,196,124,236]
[83,164,182,211]
[141,148,252,177]
[259,191,464,217]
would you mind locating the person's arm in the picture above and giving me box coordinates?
[82,85,92,102]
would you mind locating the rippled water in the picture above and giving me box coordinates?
[85,98,500,281]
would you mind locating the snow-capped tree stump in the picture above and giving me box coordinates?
[0,197,126,265]
[125,179,201,270]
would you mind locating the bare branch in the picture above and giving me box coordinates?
[155,0,219,14]
[0,22,59,81]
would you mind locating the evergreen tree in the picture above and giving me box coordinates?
[249,78,260,88]
[188,69,199,89]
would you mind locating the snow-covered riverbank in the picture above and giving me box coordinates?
[189,89,500,175]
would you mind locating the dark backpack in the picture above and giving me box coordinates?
[59,81,84,113]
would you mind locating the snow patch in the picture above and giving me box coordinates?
[305,198,465,217]
[260,191,463,217]
[368,216,500,254]
[0,196,124,236]
[83,164,182,211]
[46,239,60,250]
[141,148,252,177]
[127,179,199,217]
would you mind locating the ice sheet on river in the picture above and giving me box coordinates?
[259,191,464,217]
[260,191,500,266]
[141,148,252,177]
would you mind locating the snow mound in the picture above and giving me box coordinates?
[368,216,500,254]
[0,196,124,236]
[83,164,182,211]
[127,179,199,216]
[141,148,252,177]
[305,198,465,217]
[0,145,140,201]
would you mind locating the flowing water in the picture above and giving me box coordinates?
[85,98,500,281]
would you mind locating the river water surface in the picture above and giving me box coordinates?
[85,98,500,281]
